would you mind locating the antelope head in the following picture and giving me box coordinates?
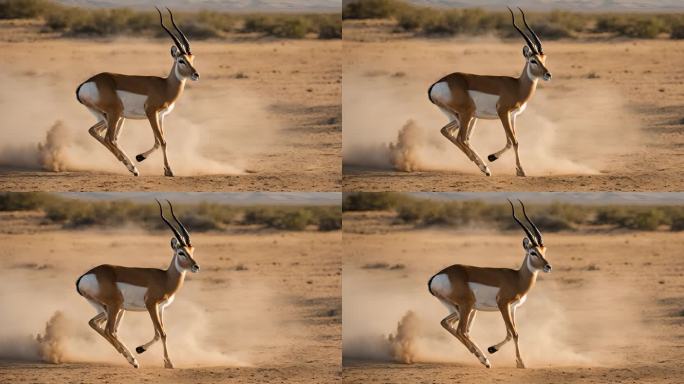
[508,199,552,273]
[156,199,200,273]
[156,7,200,82]
[508,7,551,82]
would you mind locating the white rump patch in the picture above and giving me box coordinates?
[116,90,148,119]
[430,82,452,105]
[78,273,100,297]
[468,282,500,311]
[116,282,149,311]
[78,82,100,104]
[468,90,500,119]
[430,273,452,297]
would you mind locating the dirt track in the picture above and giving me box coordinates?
[341,212,684,383]
[0,24,341,191]
[342,21,684,192]
[0,212,341,383]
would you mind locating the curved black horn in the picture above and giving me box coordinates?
[518,199,543,246]
[518,7,543,54]
[167,7,191,54]
[508,199,537,245]
[167,200,191,246]
[507,7,537,54]
[156,199,185,245]
[155,7,185,53]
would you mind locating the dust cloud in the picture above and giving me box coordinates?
[343,71,640,176]
[0,270,301,367]
[0,71,280,176]
[342,268,647,367]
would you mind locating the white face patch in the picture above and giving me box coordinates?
[116,282,149,311]
[430,81,452,105]
[430,273,452,297]
[467,91,500,119]
[468,282,500,311]
[116,90,148,120]
[78,82,100,104]
[526,253,540,273]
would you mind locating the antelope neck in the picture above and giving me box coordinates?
[166,61,187,98]
[518,253,539,290]
[518,61,539,101]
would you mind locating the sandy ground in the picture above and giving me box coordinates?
[0,21,341,191]
[341,211,684,383]
[342,21,684,191]
[0,211,341,383]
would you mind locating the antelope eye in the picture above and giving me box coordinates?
[179,60,186,65]
[530,60,538,65]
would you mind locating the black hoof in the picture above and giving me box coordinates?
[487,346,497,354]
[487,154,498,162]
[136,346,145,354]
[135,154,146,162]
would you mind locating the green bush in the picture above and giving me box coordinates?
[270,17,311,38]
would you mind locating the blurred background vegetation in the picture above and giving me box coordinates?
[0,0,341,39]
[0,193,341,232]
[343,0,684,39]
[343,192,684,232]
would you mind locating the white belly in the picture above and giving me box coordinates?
[468,91,500,119]
[116,90,148,119]
[116,282,149,311]
[468,282,501,311]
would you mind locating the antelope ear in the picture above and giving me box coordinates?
[171,46,181,58]
[171,237,181,249]
[523,237,532,249]
[523,45,533,58]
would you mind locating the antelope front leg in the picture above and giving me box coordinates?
[498,301,525,368]
[497,110,526,176]
[146,110,174,177]
[146,302,173,368]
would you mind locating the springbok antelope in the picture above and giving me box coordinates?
[427,200,551,368]
[75,200,199,368]
[427,8,551,177]
[75,8,199,177]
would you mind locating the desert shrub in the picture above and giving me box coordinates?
[343,192,405,211]
[175,213,220,231]
[270,16,311,38]
[271,210,314,230]
[530,215,573,232]
[0,192,53,211]
[0,0,50,19]
[179,22,221,39]
[318,214,342,231]
[671,217,684,231]
[343,0,405,20]
[316,14,341,39]
[621,18,668,38]
[671,24,684,39]
[527,22,572,39]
